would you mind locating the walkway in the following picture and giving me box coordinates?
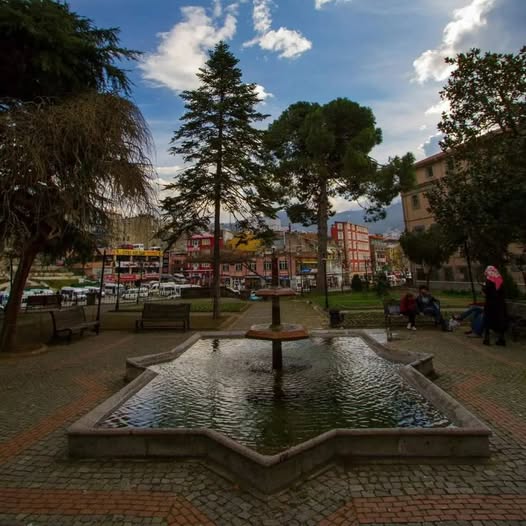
[0,301,525,525]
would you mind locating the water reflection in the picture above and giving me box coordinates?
[101,338,451,454]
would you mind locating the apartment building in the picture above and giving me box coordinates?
[330,222,371,280]
[401,152,524,289]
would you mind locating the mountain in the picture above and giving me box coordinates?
[277,201,404,235]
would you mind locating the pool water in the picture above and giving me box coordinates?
[100,337,450,454]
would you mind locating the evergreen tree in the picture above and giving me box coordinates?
[265,99,415,294]
[161,42,279,319]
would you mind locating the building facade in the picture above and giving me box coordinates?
[401,152,524,290]
[330,222,371,281]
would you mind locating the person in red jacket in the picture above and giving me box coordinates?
[400,292,418,330]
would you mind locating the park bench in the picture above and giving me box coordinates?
[50,306,100,343]
[383,299,443,332]
[135,302,191,331]
[26,294,62,311]
[506,301,526,341]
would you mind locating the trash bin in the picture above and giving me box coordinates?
[86,292,96,306]
[329,309,343,328]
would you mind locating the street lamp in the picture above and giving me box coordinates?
[322,257,329,310]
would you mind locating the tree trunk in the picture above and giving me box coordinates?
[317,176,329,294]
[212,191,221,319]
[0,245,38,352]
[425,267,431,289]
[212,101,224,320]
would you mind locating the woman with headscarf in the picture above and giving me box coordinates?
[482,266,508,346]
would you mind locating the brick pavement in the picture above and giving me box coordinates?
[0,303,526,525]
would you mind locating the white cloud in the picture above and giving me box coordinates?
[315,0,352,9]
[254,84,273,102]
[156,166,184,179]
[244,0,312,59]
[413,0,497,83]
[140,5,237,92]
[424,100,450,115]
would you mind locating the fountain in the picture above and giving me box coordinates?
[245,253,308,370]
[67,257,492,494]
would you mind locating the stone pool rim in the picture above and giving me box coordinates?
[68,330,492,494]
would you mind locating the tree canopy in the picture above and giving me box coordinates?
[426,47,526,268]
[0,0,152,351]
[265,98,415,292]
[399,225,455,287]
[160,41,280,318]
[0,0,138,104]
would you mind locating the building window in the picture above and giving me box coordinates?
[426,166,434,178]
[201,238,210,246]
[337,223,343,230]
[264,261,272,271]
[192,239,199,247]
[235,263,242,271]
[248,262,256,271]
[279,260,288,270]
[411,194,420,209]
[222,264,230,271]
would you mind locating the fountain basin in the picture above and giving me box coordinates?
[68,330,491,493]
[245,323,309,341]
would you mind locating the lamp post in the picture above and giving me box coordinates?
[322,257,329,310]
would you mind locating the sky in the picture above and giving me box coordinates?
[67,0,525,212]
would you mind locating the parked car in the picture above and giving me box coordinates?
[121,287,149,300]
[60,287,87,302]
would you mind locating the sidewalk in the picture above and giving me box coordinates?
[0,302,525,525]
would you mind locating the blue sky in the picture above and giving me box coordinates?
[67,0,524,210]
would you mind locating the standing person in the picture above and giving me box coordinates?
[482,266,507,346]
[416,285,448,331]
[400,292,418,330]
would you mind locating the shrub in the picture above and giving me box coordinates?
[351,274,363,292]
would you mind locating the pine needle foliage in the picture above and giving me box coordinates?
[160,41,279,318]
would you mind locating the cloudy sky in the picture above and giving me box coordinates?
[68,0,524,203]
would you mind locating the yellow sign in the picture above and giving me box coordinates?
[110,249,161,257]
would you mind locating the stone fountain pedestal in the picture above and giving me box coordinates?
[245,286,309,370]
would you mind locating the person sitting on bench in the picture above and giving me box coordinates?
[416,286,447,331]
[400,292,418,331]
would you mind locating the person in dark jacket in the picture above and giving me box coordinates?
[416,285,447,331]
[400,292,418,330]
[482,266,507,346]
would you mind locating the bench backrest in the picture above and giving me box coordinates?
[142,302,190,319]
[506,301,526,318]
[51,307,86,329]
[27,294,61,307]
[383,300,401,315]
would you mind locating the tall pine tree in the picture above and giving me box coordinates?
[161,42,278,318]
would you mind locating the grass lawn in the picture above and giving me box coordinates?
[305,288,480,310]
[117,298,248,313]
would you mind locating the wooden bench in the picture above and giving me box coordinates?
[506,301,526,341]
[26,294,62,311]
[383,299,442,332]
[50,307,100,343]
[135,303,191,331]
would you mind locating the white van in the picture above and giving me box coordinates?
[104,283,126,296]
[159,282,181,297]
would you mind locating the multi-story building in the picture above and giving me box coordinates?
[369,235,388,275]
[401,152,524,290]
[330,222,371,281]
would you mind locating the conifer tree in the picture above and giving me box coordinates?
[161,42,278,318]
